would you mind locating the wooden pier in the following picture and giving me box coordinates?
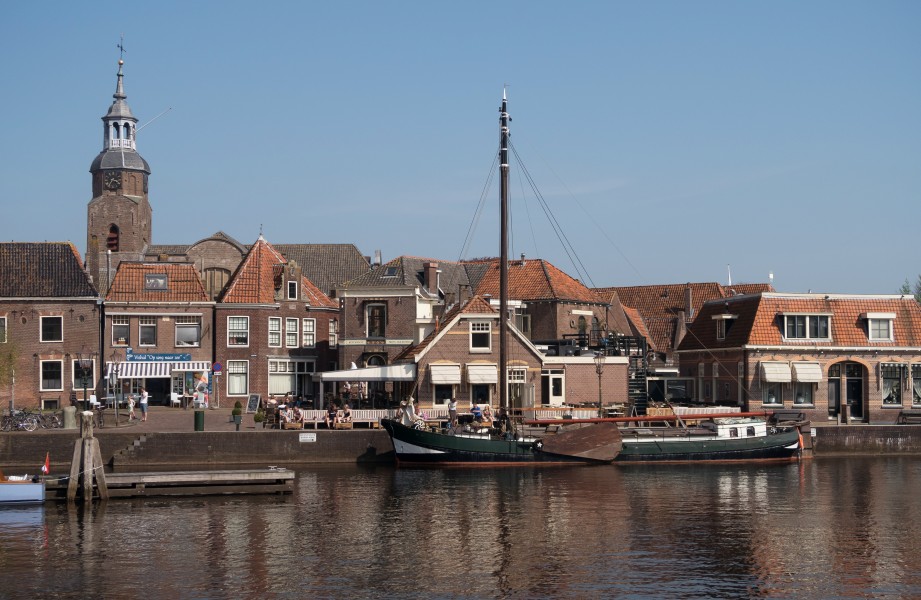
[46,468,294,500]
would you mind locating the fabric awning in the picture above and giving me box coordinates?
[792,362,823,383]
[105,361,211,379]
[315,364,416,382]
[430,364,461,384]
[466,363,498,384]
[761,362,792,383]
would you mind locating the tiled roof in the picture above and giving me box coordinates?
[221,237,289,303]
[299,275,338,309]
[592,288,635,336]
[275,243,370,296]
[678,293,921,350]
[106,262,209,302]
[394,295,499,362]
[474,258,603,303]
[340,256,472,297]
[621,306,656,351]
[0,242,97,298]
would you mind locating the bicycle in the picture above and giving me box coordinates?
[1,410,39,432]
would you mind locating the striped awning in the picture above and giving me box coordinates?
[792,362,823,383]
[106,361,211,379]
[430,364,461,385]
[466,363,498,384]
[761,361,792,383]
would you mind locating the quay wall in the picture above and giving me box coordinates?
[0,430,395,471]
[5,426,921,471]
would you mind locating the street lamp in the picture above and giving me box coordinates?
[110,350,121,425]
[594,351,606,419]
[77,348,96,413]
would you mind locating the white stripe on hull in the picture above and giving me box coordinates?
[392,438,447,455]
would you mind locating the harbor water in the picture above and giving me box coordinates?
[2,457,921,599]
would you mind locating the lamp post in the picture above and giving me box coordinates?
[594,351,606,419]
[77,349,96,413]
[110,350,120,425]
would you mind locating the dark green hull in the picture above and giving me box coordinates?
[616,427,802,463]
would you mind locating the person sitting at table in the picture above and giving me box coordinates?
[341,403,352,422]
[482,404,492,423]
[325,402,339,428]
[471,403,483,422]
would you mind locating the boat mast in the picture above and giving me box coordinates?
[499,90,510,412]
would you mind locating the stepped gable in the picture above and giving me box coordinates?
[106,262,209,302]
[474,258,603,303]
[221,237,288,303]
[0,242,97,298]
[275,243,370,296]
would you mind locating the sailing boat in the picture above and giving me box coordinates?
[380,92,622,465]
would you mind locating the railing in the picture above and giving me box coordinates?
[107,138,135,150]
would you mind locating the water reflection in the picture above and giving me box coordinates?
[1,459,921,598]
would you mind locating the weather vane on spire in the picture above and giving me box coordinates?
[117,34,126,61]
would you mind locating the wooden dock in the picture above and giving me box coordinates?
[46,468,294,500]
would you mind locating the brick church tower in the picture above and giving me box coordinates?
[86,56,152,293]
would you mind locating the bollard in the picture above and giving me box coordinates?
[194,410,205,432]
[63,405,77,429]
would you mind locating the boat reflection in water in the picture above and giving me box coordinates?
[1,459,920,598]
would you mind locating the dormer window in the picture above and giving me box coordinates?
[287,280,298,300]
[383,266,398,278]
[782,314,830,340]
[712,314,737,341]
[145,274,168,290]
[863,312,895,341]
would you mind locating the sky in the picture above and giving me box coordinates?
[1,1,919,295]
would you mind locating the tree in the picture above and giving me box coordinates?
[899,277,921,303]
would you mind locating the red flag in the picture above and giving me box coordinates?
[41,452,49,475]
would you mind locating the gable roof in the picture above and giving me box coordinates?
[473,258,604,304]
[274,243,370,296]
[106,262,209,302]
[678,293,921,351]
[621,306,656,351]
[0,242,97,298]
[339,256,472,297]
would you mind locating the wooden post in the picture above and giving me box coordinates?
[65,411,108,504]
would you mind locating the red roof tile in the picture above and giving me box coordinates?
[475,259,603,303]
[106,262,209,302]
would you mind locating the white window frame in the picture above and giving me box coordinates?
[40,359,64,391]
[367,303,386,338]
[175,315,201,347]
[794,382,814,406]
[227,316,249,347]
[782,314,831,341]
[226,360,249,396]
[112,315,129,346]
[540,368,565,406]
[470,321,491,352]
[268,317,282,348]
[302,318,316,348]
[869,318,893,341]
[287,280,298,300]
[329,320,338,349]
[285,318,299,348]
[139,316,157,347]
[763,382,783,406]
[40,315,63,342]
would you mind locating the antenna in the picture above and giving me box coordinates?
[136,107,172,133]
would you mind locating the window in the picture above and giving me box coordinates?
[302,318,316,348]
[470,321,491,351]
[112,315,129,346]
[40,360,63,391]
[329,320,338,349]
[869,318,892,341]
[268,317,282,347]
[139,316,157,346]
[0,316,6,343]
[175,316,201,347]
[763,382,782,405]
[268,359,313,395]
[286,318,298,348]
[514,309,531,339]
[287,280,298,300]
[227,360,249,396]
[40,316,63,342]
[714,316,736,341]
[881,364,902,406]
[784,315,830,340]
[367,304,386,338]
[541,369,565,405]
[228,316,249,346]
[145,273,168,290]
[794,382,814,405]
[913,365,921,406]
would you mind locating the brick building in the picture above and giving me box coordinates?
[0,242,100,410]
[676,292,921,424]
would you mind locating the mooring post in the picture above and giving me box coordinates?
[65,411,108,504]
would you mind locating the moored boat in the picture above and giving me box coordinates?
[0,475,45,505]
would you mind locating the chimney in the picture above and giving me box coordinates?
[423,261,439,294]
[458,283,471,305]
[685,284,693,321]
[374,249,382,266]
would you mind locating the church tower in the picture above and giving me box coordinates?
[86,56,152,293]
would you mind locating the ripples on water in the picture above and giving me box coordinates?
[2,458,921,599]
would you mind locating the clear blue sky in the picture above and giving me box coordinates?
[2,1,919,294]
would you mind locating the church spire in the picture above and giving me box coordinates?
[90,52,150,175]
